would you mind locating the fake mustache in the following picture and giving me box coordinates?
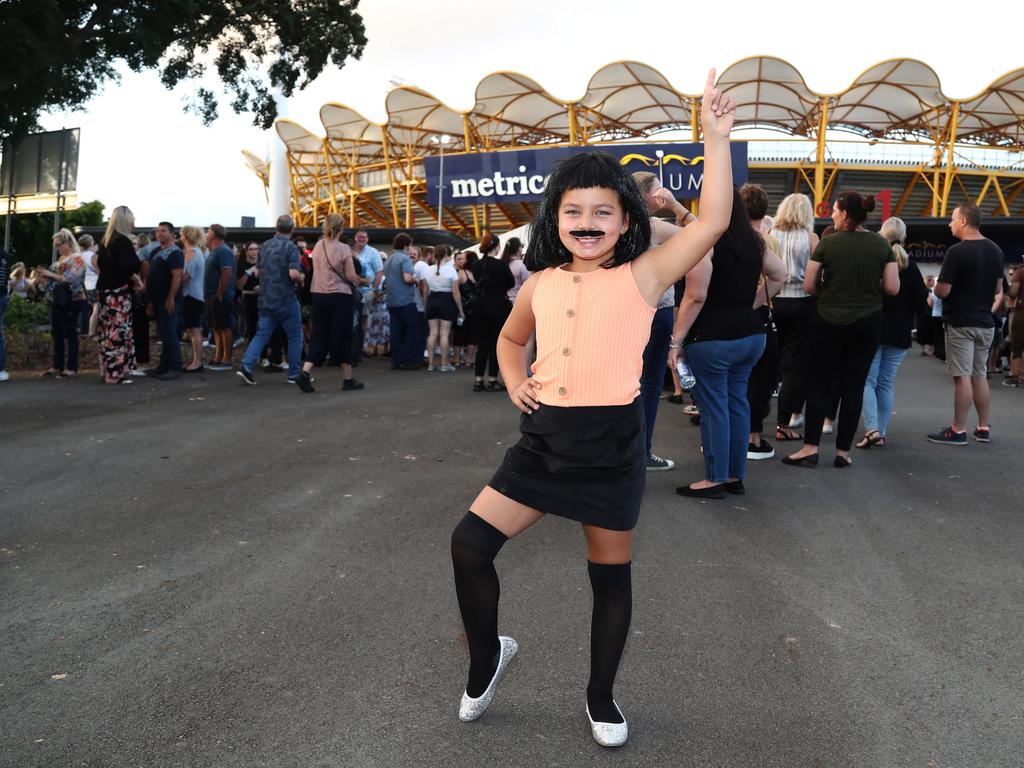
[568,229,605,238]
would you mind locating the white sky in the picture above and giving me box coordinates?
[35,0,1022,227]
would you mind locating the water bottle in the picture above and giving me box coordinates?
[456,316,464,327]
[675,359,696,392]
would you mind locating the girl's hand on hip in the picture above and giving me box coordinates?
[510,378,542,414]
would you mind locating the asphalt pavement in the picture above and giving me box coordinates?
[1,352,1022,767]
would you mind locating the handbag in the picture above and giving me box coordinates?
[52,282,73,308]
[761,275,777,333]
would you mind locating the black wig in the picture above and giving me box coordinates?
[524,151,652,271]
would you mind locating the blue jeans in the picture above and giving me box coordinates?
[242,300,304,377]
[686,334,766,483]
[861,345,908,437]
[388,303,420,367]
[154,303,183,373]
[0,295,8,371]
[640,306,674,457]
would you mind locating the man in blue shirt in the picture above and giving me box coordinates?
[237,215,314,392]
[383,232,422,369]
[203,224,237,371]
[146,222,185,380]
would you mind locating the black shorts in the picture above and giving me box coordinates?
[182,296,204,329]
[426,291,458,322]
[204,297,234,330]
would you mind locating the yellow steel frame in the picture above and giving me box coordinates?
[276,80,1023,234]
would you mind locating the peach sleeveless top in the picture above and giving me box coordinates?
[530,263,656,407]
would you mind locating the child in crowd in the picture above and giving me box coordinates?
[449,69,736,747]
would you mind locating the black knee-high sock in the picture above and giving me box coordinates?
[587,561,632,723]
[451,512,508,697]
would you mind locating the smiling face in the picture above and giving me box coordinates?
[155,224,174,246]
[557,187,628,267]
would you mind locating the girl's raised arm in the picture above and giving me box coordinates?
[632,68,736,306]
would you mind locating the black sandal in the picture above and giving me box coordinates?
[775,426,803,442]
[855,430,881,449]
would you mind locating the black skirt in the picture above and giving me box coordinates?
[488,398,646,531]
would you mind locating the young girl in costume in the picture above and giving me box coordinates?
[450,69,735,747]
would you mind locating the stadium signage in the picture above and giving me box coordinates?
[423,142,748,207]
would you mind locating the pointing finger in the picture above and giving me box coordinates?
[705,68,717,92]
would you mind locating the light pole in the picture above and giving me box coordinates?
[431,134,451,230]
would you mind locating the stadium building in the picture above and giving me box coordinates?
[246,57,1024,260]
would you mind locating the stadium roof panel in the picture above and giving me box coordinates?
[957,67,1024,145]
[270,57,1024,161]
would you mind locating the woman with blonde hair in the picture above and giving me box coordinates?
[856,217,928,447]
[299,213,364,390]
[770,193,819,441]
[179,225,207,372]
[36,229,87,377]
[96,205,141,382]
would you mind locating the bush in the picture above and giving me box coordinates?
[4,295,50,332]
[3,295,52,369]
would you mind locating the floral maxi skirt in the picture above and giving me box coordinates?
[98,287,136,379]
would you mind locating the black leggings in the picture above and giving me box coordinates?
[772,296,816,426]
[804,311,881,451]
[747,325,779,434]
[474,306,509,379]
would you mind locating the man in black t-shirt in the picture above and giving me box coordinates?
[927,203,1004,445]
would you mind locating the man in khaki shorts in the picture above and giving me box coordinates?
[927,203,1005,445]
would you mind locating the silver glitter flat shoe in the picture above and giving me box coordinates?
[587,701,628,747]
[458,636,518,722]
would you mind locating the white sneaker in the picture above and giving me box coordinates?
[0,371,9,382]
[129,369,146,377]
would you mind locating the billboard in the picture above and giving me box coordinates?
[1,128,80,210]
[423,142,748,207]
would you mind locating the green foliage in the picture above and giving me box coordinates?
[3,294,50,333]
[0,1,366,141]
[1,199,105,267]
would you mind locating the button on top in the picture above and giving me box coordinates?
[562,347,571,356]
[572,275,582,284]
[566,308,576,318]
[558,386,567,396]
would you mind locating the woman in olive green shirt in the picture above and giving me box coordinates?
[783,192,900,468]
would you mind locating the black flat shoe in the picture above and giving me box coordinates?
[667,394,684,404]
[834,456,853,468]
[472,381,485,392]
[723,480,745,495]
[485,380,505,392]
[781,453,818,467]
[675,484,727,499]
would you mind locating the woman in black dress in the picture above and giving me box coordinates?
[471,233,514,391]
